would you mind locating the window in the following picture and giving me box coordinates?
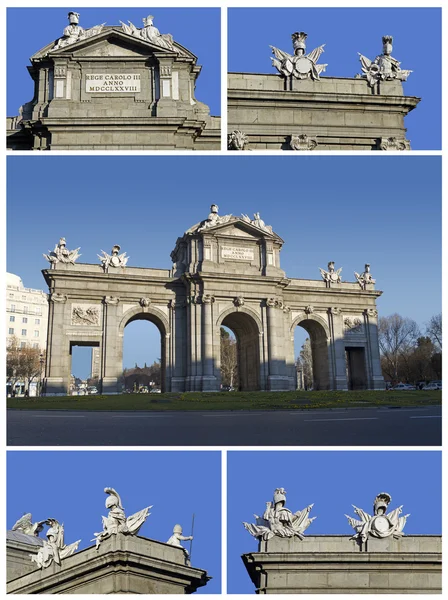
[23,306,28,314]
[34,330,39,337]
[36,307,42,315]
[22,317,28,324]
[22,295,26,301]
[21,329,27,336]
[10,304,15,312]
[8,328,14,335]
[9,293,14,298]
[33,343,39,349]
[35,318,41,325]
[20,342,26,349]
[9,316,15,322]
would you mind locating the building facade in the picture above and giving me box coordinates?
[41,207,384,396]
[6,273,48,351]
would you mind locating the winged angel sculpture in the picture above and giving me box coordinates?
[271,32,327,81]
[244,487,316,541]
[12,513,47,537]
[93,487,151,548]
[346,492,409,543]
[30,519,80,569]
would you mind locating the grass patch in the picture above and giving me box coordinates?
[6,390,441,411]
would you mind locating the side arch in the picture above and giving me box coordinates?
[216,304,263,332]
[290,312,331,339]
[291,312,332,390]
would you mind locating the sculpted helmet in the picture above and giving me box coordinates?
[173,524,183,534]
[292,31,307,54]
[273,487,287,506]
[374,492,392,515]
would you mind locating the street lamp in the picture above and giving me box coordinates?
[39,352,45,396]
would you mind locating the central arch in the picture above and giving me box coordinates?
[292,314,331,390]
[119,307,171,393]
[217,308,261,391]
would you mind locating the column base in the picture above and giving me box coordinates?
[267,376,291,391]
[43,377,68,396]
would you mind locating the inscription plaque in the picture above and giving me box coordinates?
[221,246,254,261]
[85,73,141,93]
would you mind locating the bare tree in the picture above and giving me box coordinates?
[426,313,442,351]
[6,337,45,393]
[297,338,313,390]
[220,328,238,388]
[379,314,420,383]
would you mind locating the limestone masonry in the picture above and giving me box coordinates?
[41,206,384,396]
[7,11,220,150]
[228,32,420,151]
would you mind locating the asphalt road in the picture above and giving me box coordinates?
[7,405,441,446]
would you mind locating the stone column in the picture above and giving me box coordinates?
[328,307,348,390]
[266,298,289,390]
[201,294,218,391]
[364,308,386,389]
[43,292,70,395]
[171,299,186,392]
[101,296,121,394]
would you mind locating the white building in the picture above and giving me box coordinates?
[6,273,48,351]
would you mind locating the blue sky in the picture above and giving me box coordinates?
[227,450,442,594]
[7,7,220,117]
[7,156,440,379]
[228,8,441,150]
[7,450,221,594]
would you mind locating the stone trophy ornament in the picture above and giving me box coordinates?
[271,32,327,81]
[228,130,249,151]
[358,36,412,88]
[290,134,318,151]
[166,524,193,563]
[243,487,316,541]
[43,238,81,267]
[345,492,410,543]
[93,487,151,549]
[98,245,129,272]
[120,15,176,52]
[30,519,80,569]
[354,264,376,290]
[52,11,105,51]
[12,513,46,537]
[319,262,342,285]
[241,212,273,233]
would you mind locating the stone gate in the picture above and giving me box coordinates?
[42,206,385,395]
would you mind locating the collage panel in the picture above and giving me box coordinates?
[6,155,441,447]
[7,7,221,151]
[227,450,442,594]
[7,450,221,594]
[227,7,441,151]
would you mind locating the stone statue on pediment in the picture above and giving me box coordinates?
[244,487,316,541]
[30,519,80,569]
[354,264,376,289]
[198,204,232,231]
[120,15,176,52]
[346,492,409,543]
[52,12,105,51]
[98,245,129,272]
[167,524,193,563]
[319,261,342,285]
[358,36,412,87]
[271,32,327,81]
[43,238,81,267]
[12,513,46,537]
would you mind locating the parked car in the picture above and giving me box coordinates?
[392,383,416,391]
[87,386,98,395]
[422,382,442,391]
[150,388,161,394]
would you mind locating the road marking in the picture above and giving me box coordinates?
[409,415,442,419]
[31,415,86,418]
[111,415,171,418]
[201,413,267,418]
[304,417,379,422]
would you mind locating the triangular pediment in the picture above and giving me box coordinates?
[198,218,284,244]
[32,27,195,61]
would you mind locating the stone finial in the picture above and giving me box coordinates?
[98,245,129,272]
[271,32,327,81]
[243,487,316,541]
[228,130,249,151]
[44,238,81,267]
[12,513,46,537]
[345,492,410,543]
[92,487,152,549]
[319,262,342,285]
[358,36,412,88]
[354,264,376,289]
[290,134,318,151]
[30,519,80,569]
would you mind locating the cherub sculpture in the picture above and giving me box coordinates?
[43,237,81,267]
[244,487,316,541]
[319,261,342,285]
[358,36,412,88]
[30,519,80,569]
[98,245,129,272]
[93,487,151,549]
[271,31,327,81]
[167,524,193,563]
[345,492,410,543]
[12,513,46,537]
